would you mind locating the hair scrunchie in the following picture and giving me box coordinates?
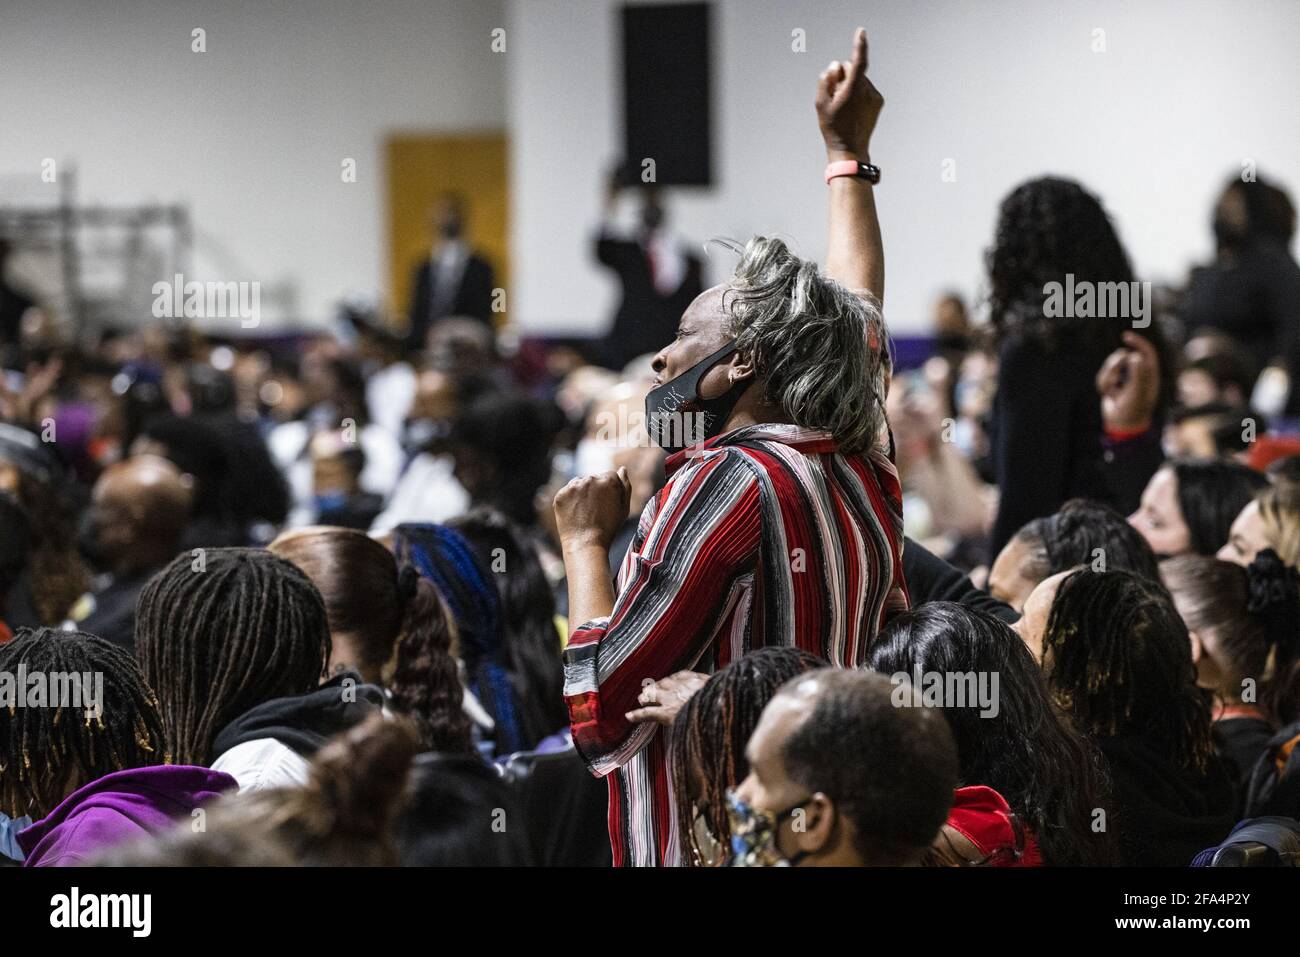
[1245,548,1300,654]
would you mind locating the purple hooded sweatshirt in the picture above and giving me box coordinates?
[17,765,236,867]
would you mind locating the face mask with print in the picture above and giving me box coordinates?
[644,342,746,454]
[724,789,808,868]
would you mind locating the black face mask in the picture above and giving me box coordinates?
[645,341,748,454]
[76,508,109,572]
[1213,215,1245,250]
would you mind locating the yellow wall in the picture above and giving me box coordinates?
[386,133,509,330]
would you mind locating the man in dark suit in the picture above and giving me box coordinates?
[594,179,703,371]
[406,194,496,351]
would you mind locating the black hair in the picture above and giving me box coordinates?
[871,603,1119,866]
[669,647,828,865]
[0,628,168,818]
[1043,569,1215,773]
[1012,498,1161,585]
[986,177,1133,353]
[779,670,959,865]
[135,548,331,765]
[449,508,568,750]
[450,391,562,527]
[1169,459,1269,555]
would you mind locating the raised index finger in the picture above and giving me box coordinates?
[850,26,867,74]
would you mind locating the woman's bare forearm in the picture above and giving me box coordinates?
[825,147,883,303]
[563,541,616,631]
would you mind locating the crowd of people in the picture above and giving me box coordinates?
[2,28,1300,869]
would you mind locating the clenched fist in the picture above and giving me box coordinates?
[554,466,633,552]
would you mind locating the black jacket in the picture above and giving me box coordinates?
[1100,735,1237,866]
[406,253,496,349]
[594,233,702,370]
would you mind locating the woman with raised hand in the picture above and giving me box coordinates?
[553,28,906,866]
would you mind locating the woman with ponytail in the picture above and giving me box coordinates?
[1162,548,1300,791]
[392,522,526,757]
[269,526,473,755]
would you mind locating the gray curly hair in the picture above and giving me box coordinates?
[720,236,891,454]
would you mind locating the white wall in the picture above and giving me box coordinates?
[0,0,507,329]
[5,0,1297,337]
[507,0,1300,335]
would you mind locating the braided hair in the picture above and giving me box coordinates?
[393,523,524,755]
[135,547,331,765]
[669,647,827,866]
[450,508,567,749]
[1043,569,1215,773]
[386,568,475,755]
[0,628,167,819]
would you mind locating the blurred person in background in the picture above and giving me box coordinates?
[370,367,481,535]
[594,171,703,371]
[1177,349,1255,410]
[1181,175,1300,412]
[0,422,87,629]
[0,239,37,354]
[342,300,417,439]
[269,353,402,526]
[406,193,497,349]
[71,454,192,653]
[306,429,384,530]
[984,176,1167,558]
[449,390,563,532]
[1163,402,1261,462]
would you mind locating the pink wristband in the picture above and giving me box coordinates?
[825,159,881,185]
[824,159,861,183]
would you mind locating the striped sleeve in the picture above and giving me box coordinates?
[563,449,761,776]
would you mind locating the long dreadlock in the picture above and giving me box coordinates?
[135,547,330,766]
[1043,568,1215,773]
[669,647,827,866]
[0,628,167,819]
